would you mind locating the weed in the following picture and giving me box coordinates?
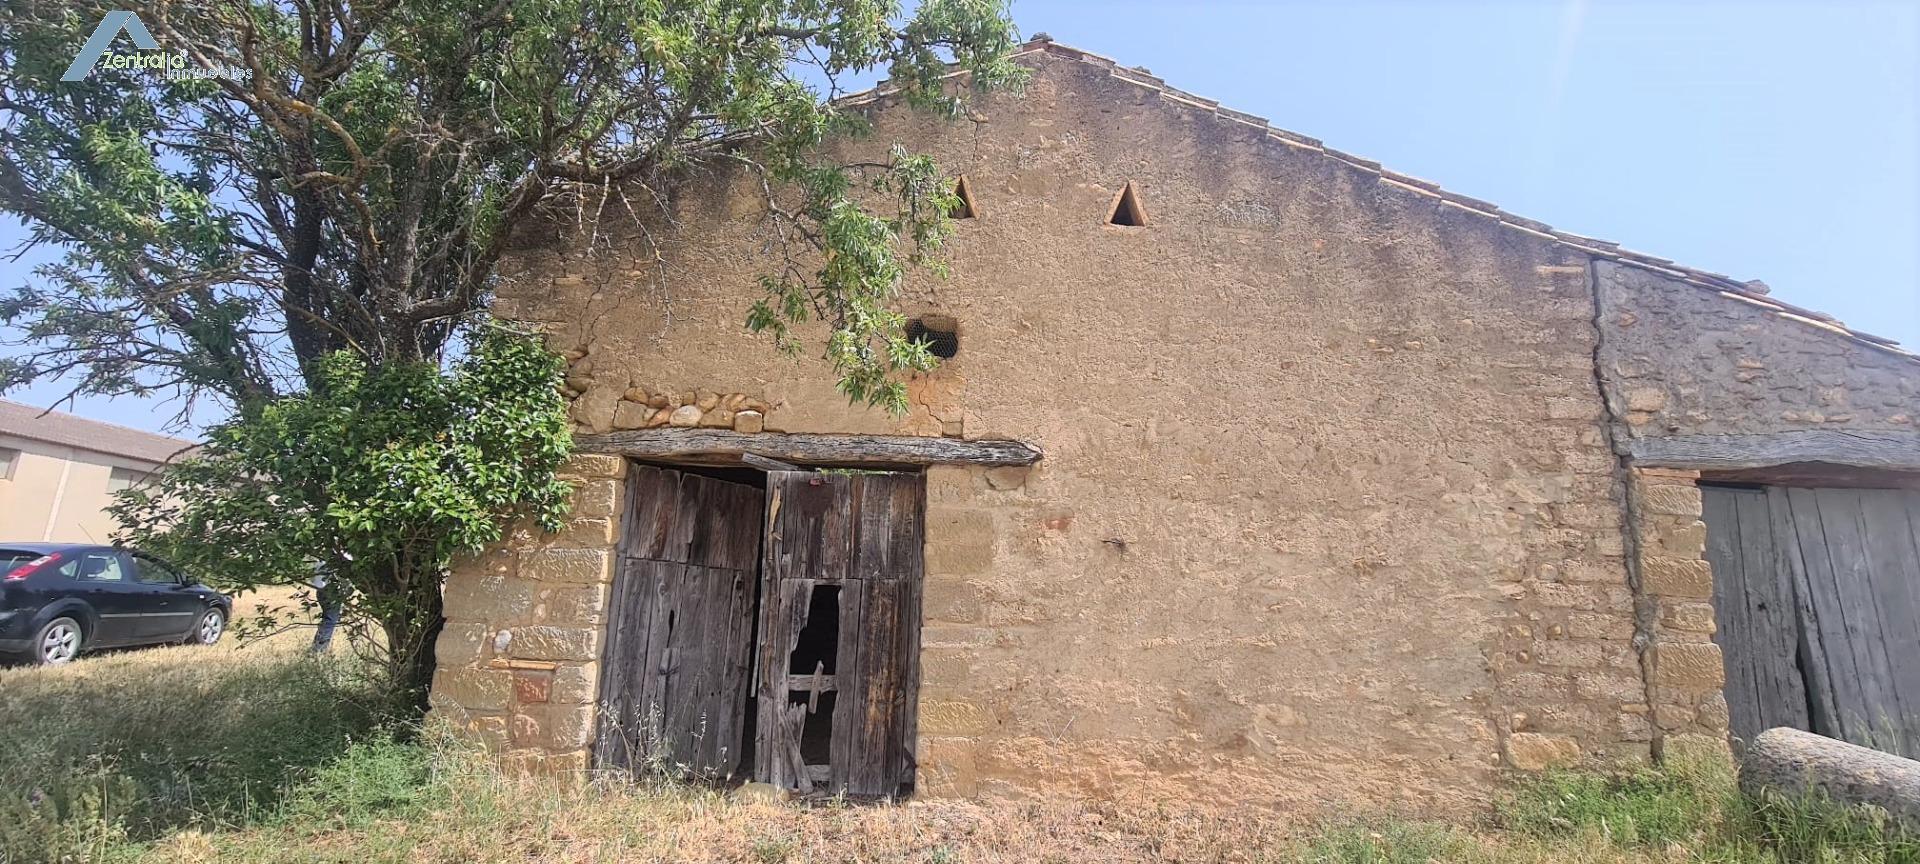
[15,642,1920,864]
[0,641,393,857]
[1496,758,1727,847]
[1299,820,1470,864]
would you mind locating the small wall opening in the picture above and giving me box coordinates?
[1107,181,1148,227]
[951,175,978,219]
[907,316,960,359]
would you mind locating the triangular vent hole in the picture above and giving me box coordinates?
[952,175,978,219]
[1108,181,1147,227]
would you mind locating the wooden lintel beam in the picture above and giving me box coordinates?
[1625,430,1920,472]
[577,429,1043,467]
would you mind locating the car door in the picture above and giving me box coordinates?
[61,549,144,645]
[130,553,200,641]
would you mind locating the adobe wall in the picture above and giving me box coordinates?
[454,50,1659,812]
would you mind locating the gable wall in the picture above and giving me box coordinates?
[1596,261,1920,437]
[479,52,1655,811]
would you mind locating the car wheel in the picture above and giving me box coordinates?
[191,608,226,646]
[34,617,83,665]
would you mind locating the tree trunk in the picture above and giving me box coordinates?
[378,576,447,715]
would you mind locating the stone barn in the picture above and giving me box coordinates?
[429,37,1920,811]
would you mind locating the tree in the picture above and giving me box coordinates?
[0,0,1020,701]
[111,325,573,702]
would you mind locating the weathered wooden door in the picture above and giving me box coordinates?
[1704,484,1920,757]
[593,464,762,780]
[754,470,925,797]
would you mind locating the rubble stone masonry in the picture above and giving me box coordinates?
[428,45,1918,811]
[461,48,1654,813]
[429,453,625,774]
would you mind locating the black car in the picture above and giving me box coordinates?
[0,543,231,665]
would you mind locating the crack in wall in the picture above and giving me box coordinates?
[1583,259,1670,760]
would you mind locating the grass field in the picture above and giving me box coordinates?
[2,632,1915,864]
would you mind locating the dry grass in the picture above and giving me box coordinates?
[128,752,1906,864]
[126,736,1920,864]
[5,630,1916,864]
[0,612,393,864]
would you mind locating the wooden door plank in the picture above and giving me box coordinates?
[890,476,926,791]
[1788,488,1896,748]
[662,563,717,775]
[1771,487,1842,739]
[1857,490,1920,756]
[1736,489,1810,735]
[1788,487,1868,742]
[593,555,649,772]
[754,575,817,788]
[1813,488,1904,752]
[766,471,854,584]
[682,474,762,571]
[852,473,926,584]
[624,464,690,562]
[1705,487,1762,743]
[830,574,871,793]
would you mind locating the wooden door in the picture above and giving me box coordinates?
[593,464,762,780]
[754,470,925,797]
[1704,484,1920,757]
[1704,486,1811,742]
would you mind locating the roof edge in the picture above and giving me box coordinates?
[837,35,1915,364]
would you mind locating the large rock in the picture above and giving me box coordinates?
[1741,727,1920,831]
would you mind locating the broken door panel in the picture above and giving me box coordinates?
[765,471,855,584]
[755,573,823,791]
[755,469,925,798]
[595,464,761,780]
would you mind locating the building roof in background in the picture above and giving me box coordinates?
[0,400,198,465]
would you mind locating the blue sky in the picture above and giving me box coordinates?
[4,0,1916,436]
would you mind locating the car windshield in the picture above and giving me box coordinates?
[0,549,40,577]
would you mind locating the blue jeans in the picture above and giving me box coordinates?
[311,589,344,652]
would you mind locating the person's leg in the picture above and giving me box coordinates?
[311,584,344,652]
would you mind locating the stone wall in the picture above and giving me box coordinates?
[1595,259,1920,762]
[1625,467,1731,759]
[428,453,625,773]
[469,46,1657,813]
[565,380,779,436]
[1594,260,1920,438]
